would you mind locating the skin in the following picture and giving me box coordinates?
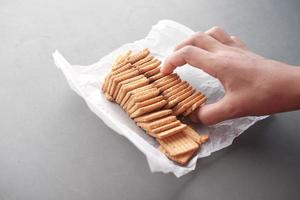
[161,26,300,125]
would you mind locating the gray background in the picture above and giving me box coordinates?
[0,0,299,199]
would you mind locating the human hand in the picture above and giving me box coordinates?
[161,27,300,125]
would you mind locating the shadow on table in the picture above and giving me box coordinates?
[167,116,275,200]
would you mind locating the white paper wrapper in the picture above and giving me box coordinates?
[53,20,267,177]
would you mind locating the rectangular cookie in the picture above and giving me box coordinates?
[116,78,149,103]
[173,92,205,116]
[158,78,181,92]
[108,68,138,95]
[130,99,167,118]
[144,67,160,78]
[148,72,165,82]
[120,84,154,107]
[156,124,187,139]
[163,82,189,98]
[182,96,207,116]
[136,58,158,69]
[149,120,181,134]
[125,88,160,111]
[112,75,145,100]
[127,48,150,64]
[137,115,177,131]
[134,109,173,123]
[127,95,164,115]
[158,145,197,165]
[157,132,199,156]
[133,55,154,67]
[165,88,195,109]
[183,126,209,144]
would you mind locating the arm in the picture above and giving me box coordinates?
[161,27,300,125]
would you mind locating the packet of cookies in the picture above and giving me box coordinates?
[53,20,267,177]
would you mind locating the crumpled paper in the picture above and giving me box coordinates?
[53,20,267,177]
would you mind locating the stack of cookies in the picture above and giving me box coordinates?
[102,49,208,165]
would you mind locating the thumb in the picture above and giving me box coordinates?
[191,95,236,125]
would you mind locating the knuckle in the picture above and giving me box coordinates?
[194,31,206,38]
[224,101,238,118]
[211,26,223,33]
[231,35,238,40]
[224,98,247,118]
[181,45,195,57]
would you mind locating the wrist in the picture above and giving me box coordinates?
[281,64,300,111]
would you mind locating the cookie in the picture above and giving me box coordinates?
[158,145,197,165]
[127,48,150,64]
[148,72,165,82]
[133,55,154,67]
[149,120,181,134]
[143,67,160,78]
[120,84,154,107]
[116,78,149,103]
[157,132,199,156]
[173,92,205,116]
[182,96,207,116]
[134,109,172,123]
[163,82,189,98]
[156,124,187,139]
[130,99,167,118]
[112,75,145,100]
[127,95,164,115]
[182,126,209,144]
[137,116,177,131]
[165,88,195,108]
[158,78,181,92]
[108,69,140,96]
[125,88,160,111]
[138,60,161,74]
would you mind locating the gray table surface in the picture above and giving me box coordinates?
[1,0,299,199]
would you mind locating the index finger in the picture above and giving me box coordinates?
[161,45,218,78]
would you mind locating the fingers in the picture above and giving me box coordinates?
[205,27,247,49]
[174,31,224,52]
[191,95,236,125]
[161,45,218,77]
[173,27,247,57]
[205,26,233,44]
[230,36,247,48]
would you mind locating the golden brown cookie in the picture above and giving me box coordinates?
[137,116,177,131]
[116,78,149,103]
[157,132,199,156]
[127,48,150,64]
[182,126,209,144]
[163,82,189,98]
[148,120,181,134]
[120,84,154,107]
[112,75,145,100]
[134,109,172,123]
[173,92,205,116]
[143,67,160,78]
[158,78,181,92]
[130,99,167,118]
[165,88,195,109]
[127,95,164,115]
[109,69,140,96]
[115,50,132,65]
[138,60,161,74]
[125,88,160,111]
[148,72,165,82]
[159,145,197,165]
[182,96,207,116]
[133,55,154,67]
[156,124,187,139]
